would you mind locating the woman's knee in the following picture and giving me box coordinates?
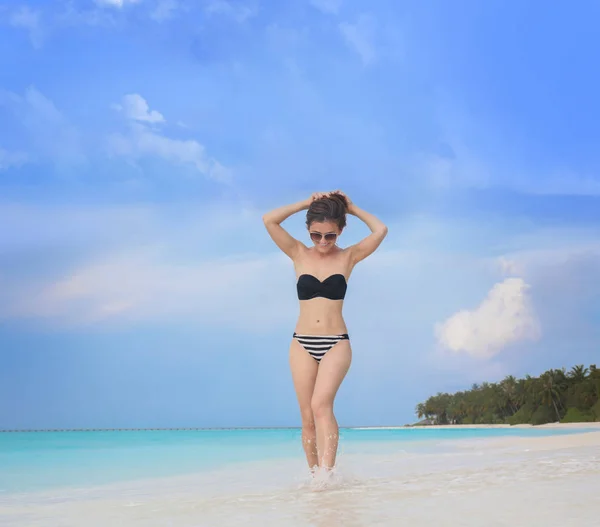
[300,408,315,430]
[311,396,333,419]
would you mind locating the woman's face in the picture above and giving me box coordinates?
[308,221,341,253]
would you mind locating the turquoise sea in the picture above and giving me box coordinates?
[0,426,594,494]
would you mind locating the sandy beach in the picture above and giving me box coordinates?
[1,425,599,526]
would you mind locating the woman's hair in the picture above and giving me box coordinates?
[306,192,349,230]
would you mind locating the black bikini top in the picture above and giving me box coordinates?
[296,273,347,301]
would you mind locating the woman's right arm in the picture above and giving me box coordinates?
[262,198,311,259]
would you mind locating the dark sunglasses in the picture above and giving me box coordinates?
[310,232,338,243]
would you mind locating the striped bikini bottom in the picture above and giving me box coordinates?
[292,332,350,363]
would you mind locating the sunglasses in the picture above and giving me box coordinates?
[310,232,338,243]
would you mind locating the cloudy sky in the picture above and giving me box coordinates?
[1,0,599,429]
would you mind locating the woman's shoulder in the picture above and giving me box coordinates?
[290,243,311,262]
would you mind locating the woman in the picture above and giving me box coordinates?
[262,190,388,472]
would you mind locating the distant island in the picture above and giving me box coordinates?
[415,364,600,425]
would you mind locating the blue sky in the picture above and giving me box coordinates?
[1,0,599,429]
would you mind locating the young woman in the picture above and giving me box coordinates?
[262,190,388,472]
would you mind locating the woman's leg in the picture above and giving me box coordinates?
[311,339,352,469]
[289,339,320,470]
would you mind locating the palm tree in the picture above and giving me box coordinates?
[539,371,565,421]
[514,378,528,408]
[500,375,519,413]
[568,365,589,383]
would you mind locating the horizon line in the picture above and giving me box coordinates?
[0,425,415,433]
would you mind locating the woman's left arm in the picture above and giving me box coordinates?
[347,201,388,264]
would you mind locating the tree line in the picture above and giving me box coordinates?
[415,364,600,425]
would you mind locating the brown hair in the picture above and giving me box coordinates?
[306,192,349,230]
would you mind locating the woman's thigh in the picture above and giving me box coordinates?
[289,339,319,417]
[311,339,352,408]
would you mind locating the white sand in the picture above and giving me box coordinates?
[1,428,599,526]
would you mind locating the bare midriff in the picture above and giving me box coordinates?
[295,298,347,335]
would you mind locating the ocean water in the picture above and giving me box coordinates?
[1,427,599,526]
[0,427,590,494]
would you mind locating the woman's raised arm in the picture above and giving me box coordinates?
[262,198,311,259]
[345,197,388,264]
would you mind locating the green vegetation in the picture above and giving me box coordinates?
[415,364,600,426]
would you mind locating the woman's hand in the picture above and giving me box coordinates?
[304,192,327,208]
[331,190,354,212]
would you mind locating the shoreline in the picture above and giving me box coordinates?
[448,429,600,452]
[353,422,600,430]
[2,422,599,433]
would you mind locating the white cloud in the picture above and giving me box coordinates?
[0,148,28,170]
[514,170,600,197]
[112,93,165,123]
[0,86,86,167]
[6,247,297,331]
[95,0,141,7]
[492,230,600,278]
[491,241,600,336]
[205,0,257,22]
[151,0,179,21]
[53,3,118,28]
[8,5,44,48]
[435,277,541,359]
[339,14,377,66]
[109,94,230,181]
[310,0,342,15]
[497,256,521,276]
[0,202,294,331]
[0,202,158,249]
